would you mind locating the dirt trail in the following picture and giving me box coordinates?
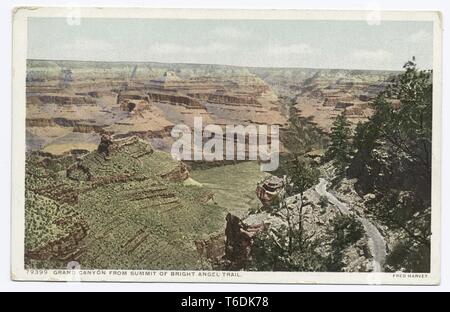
[315,178,386,272]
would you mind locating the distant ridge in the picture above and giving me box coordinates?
[27,58,403,73]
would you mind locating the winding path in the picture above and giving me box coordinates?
[315,178,386,272]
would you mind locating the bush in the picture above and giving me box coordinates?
[319,195,329,210]
[385,239,430,273]
[249,226,327,272]
[326,214,364,271]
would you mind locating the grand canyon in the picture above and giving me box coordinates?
[26,59,421,272]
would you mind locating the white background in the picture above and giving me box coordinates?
[1,0,448,292]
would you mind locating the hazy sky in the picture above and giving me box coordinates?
[28,18,433,70]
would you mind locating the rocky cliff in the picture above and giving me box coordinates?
[26,60,290,158]
[251,67,396,132]
[25,136,227,269]
[198,173,374,272]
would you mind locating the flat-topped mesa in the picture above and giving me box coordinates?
[146,71,182,90]
[147,92,203,109]
[66,134,154,181]
[116,90,150,105]
[67,134,191,184]
[146,71,271,96]
[120,80,204,109]
[201,94,262,107]
[117,90,157,114]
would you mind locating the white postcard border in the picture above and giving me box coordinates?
[11,7,443,285]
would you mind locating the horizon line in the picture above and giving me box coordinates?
[27,58,408,73]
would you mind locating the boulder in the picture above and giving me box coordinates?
[256,176,285,207]
[223,213,264,270]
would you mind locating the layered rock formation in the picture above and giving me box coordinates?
[26,60,293,160]
[222,213,265,270]
[25,190,89,261]
[251,67,396,132]
[147,92,203,109]
[193,213,265,270]
[195,174,374,272]
[292,72,391,131]
[25,136,227,269]
[24,60,395,271]
[26,60,394,158]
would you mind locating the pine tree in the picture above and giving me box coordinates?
[325,112,352,170]
[348,59,432,272]
[285,157,319,249]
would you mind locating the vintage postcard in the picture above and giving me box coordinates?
[11,7,442,284]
